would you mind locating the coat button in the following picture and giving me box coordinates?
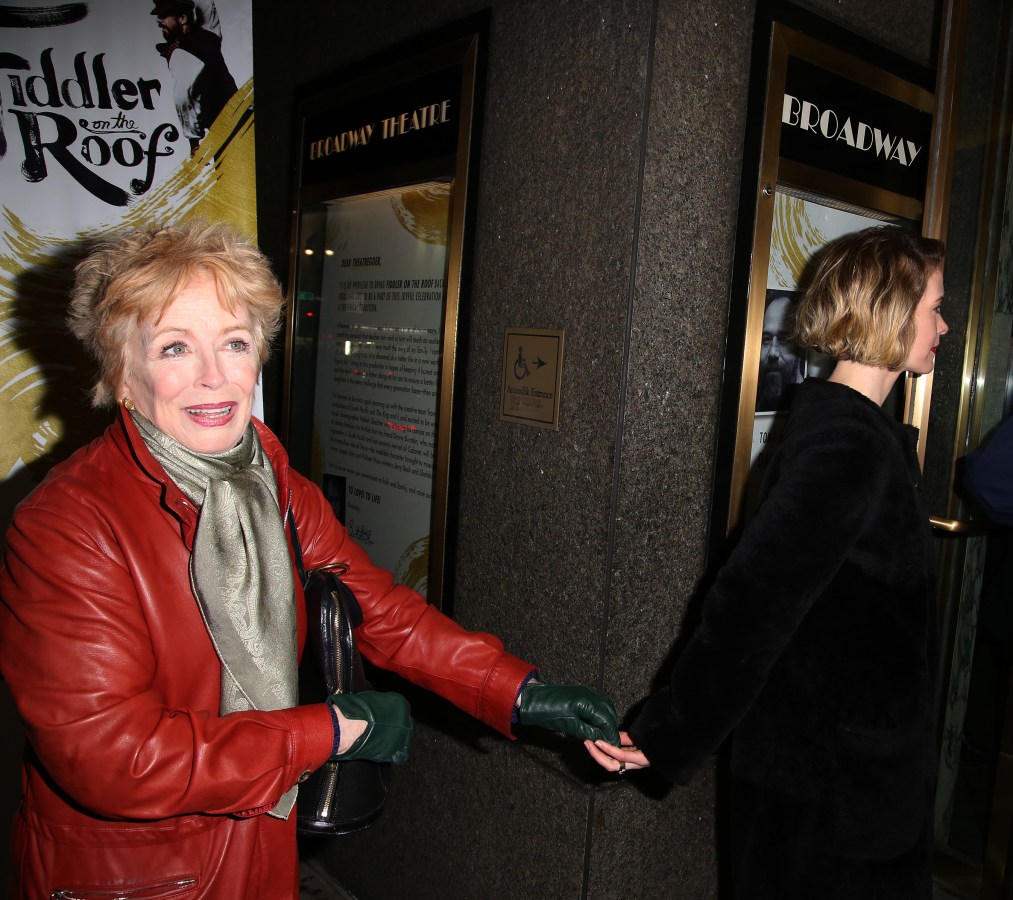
[298,770,312,783]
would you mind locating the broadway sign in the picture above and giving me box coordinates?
[779,55,932,202]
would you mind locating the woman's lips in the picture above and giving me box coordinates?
[184,403,235,426]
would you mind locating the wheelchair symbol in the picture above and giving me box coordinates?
[513,346,546,381]
[514,346,530,380]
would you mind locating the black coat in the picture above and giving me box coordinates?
[630,378,937,898]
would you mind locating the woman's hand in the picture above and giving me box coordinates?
[584,731,650,774]
[328,692,412,764]
[517,680,620,744]
[333,707,368,754]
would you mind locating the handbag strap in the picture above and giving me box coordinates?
[287,515,364,628]
[288,515,307,585]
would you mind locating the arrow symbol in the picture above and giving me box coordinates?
[533,357,547,369]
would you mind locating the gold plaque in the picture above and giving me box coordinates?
[500,328,564,429]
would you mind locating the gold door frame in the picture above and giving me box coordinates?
[929,0,1013,894]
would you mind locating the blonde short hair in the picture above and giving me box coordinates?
[68,220,285,407]
[792,226,945,370]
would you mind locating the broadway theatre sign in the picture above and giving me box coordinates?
[778,55,932,203]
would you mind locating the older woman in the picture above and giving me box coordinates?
[587,226,947,898]
[0,221,618,899]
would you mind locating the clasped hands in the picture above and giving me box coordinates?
[327,679,628,766]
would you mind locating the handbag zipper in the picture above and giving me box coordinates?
[317,759,341,818]
[51,877,197,899]
[331,585,346,689]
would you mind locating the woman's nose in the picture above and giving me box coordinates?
[197,354,227,389]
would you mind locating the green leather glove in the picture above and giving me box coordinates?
[518,681,620,744]
[329,691,412,764]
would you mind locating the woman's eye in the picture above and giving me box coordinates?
[226,338,251,352]
[159,341,187,357]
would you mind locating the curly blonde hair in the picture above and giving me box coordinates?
[68,220,285,407]
[792,226,945,370]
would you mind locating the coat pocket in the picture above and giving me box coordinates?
[15,807,239,900]
[833,717,930,860]
[50,877,198,899]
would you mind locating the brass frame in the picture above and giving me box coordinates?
[721,20,937,537]
[911,0,964,508]
[939,0,1009,522]
[281,23,486,611]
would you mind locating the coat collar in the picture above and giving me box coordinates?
[791,378,923,484]
[109,407,293,541]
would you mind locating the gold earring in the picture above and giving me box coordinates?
[122,398,135,410]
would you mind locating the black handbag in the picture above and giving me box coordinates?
[290,520,391,836]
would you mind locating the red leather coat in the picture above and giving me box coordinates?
[0,411,534,899]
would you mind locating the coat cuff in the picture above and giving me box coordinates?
[480,655,539,739]
[286,703,337,780]
[233,704,334,818]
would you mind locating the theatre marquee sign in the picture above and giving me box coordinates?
[779,56,932,202]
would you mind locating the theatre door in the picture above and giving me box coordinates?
[931,2,1013,896]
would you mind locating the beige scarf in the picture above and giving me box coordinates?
[132,411,299,819]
